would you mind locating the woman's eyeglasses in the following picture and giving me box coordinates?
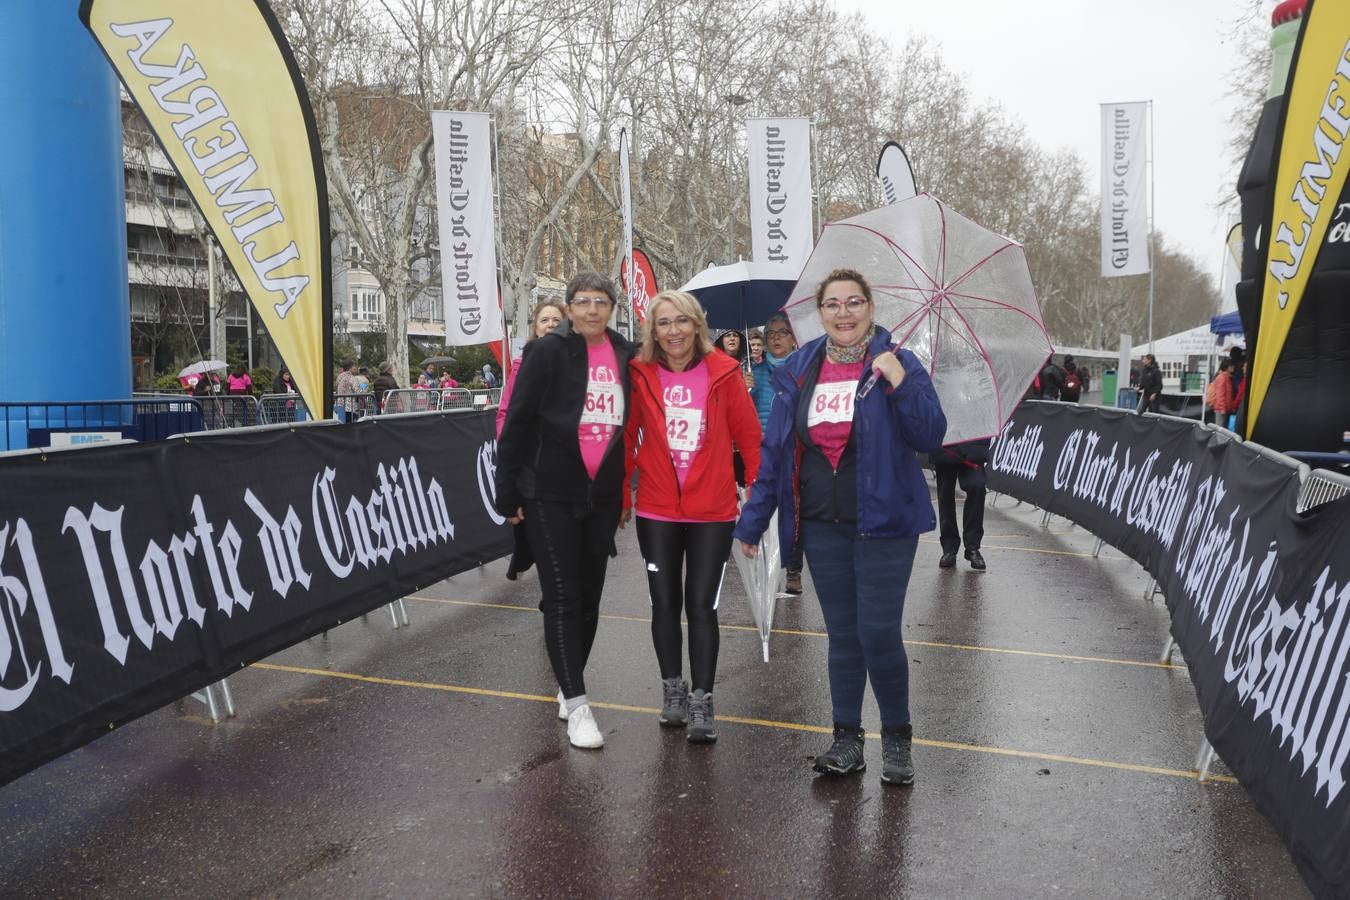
[764,328,792,338]
[819,296,869,316]
[569,297,613,310]
[654,315,694,331]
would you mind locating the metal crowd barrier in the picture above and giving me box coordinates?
[196,394,261,430]
[441,388,473,409]
[382,388,440,415]
[258,392,310,425]
[0,398,206,451]
[333,392,378,422]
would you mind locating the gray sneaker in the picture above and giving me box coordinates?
[660,677,689,727]
[881,724,915,785]
[686,690,718,743]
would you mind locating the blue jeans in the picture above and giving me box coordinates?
[800,521,918,729]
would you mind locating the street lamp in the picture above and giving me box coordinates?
[722,94,751,263]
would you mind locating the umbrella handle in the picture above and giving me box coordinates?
[856,370,881,402]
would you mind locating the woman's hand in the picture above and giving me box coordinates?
[508,506,524,525]
[740,541,759,558]
[872,351,906,389]
[743,370,755,391]
[619,508,632,529]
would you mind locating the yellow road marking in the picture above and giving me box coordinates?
[406,595,1183,671]
[250,662,1235,784]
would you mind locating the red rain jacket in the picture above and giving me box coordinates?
[624,349,762,521]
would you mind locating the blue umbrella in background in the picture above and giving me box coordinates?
[680,261,798,331]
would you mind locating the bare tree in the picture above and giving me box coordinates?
[282,0,566,383]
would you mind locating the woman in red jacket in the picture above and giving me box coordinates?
[623,290,762,743]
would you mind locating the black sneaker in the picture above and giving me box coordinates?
[660,677,688,727]
[784,569,803,595]
[687,690,717,743]
[812,725,866,775]
[881,724,915,785]
[939,552,956,568]
[965,549,987,571]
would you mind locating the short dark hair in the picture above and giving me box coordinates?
[815,268,872,306]
[565,271,617,306]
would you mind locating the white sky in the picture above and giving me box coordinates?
[837,0,1271,281]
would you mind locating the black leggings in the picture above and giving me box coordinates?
[524,499,620,698]
[635,517,735,693]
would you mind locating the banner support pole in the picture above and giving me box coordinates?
[810,117,821,239]
[490,115,510,367]
[1147,99,1156,354]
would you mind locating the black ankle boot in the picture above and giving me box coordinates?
[813,724,866,775]
[881,723,914,785]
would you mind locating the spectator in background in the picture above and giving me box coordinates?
[747,330,765,365]
[751,312,804,595]
[373,361,398,410]
[498,300,566,438]
[933,440,990,572]
[1206,359,1234,425]
[334,360,357,422]
[1060,356,1083,403]
[1038,357,1065,401]
[1231,360,1248,430]
[439,369,459,389]
[482,364,498,388]
[714,329,746,365]
[226,364,252,395]
[276,368,298,395]
[356,367,371,393]
[1079,367,1091,393]
[1136,353,1162,414]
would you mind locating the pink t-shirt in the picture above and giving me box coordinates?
[657,360,710,488]
[578,340,624,479]
[807,359,865,469]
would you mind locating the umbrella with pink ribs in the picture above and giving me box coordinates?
[784,194,1052,446]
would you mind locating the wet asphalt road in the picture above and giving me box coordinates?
[0,480,1311,898]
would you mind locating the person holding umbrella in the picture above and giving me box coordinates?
[623,290,761,743]
[751,311,804,595]
[735,268,946,785]
[495,272,636,750]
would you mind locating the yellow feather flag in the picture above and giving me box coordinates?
[82,0,332,418]
[1250,0,1350,437]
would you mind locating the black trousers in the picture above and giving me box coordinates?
[524,499,621,698]
[934,463,985,555]
[635,517,735,693]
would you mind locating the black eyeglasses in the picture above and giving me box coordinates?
[764,328,792,338]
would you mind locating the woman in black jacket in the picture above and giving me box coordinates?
[495,272,636,750]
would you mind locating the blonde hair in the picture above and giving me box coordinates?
[529,300,566,342]
[639,291,715,364]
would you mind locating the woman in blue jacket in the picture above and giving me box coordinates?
[735,268,946,785]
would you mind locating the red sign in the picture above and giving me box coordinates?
[620,249,659,324]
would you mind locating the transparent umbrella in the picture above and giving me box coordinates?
[784,195,1052,445]
[733,507,783,662]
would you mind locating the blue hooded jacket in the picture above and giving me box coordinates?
[734,327,947,562]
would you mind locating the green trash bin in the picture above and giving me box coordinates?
[1100,369,1117,407]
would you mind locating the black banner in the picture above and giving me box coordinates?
[0,411,511,787]
[988,402,1350,898]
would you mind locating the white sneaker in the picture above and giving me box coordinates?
[567,704,604,749]
[557,690,567,721]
